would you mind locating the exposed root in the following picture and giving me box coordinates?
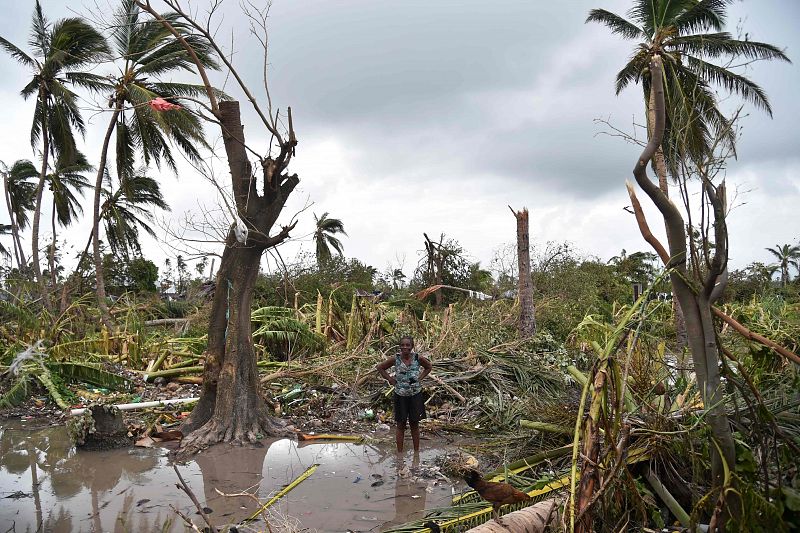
[177,411,295,458]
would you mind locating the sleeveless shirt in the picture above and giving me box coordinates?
[394,352,422,397]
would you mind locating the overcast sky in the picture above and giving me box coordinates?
[1,0,798,281]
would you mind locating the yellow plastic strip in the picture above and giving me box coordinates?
[297,433,364,442]
[247,463,319,521]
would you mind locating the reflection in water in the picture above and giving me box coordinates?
[0,421,457,532]
[1,420,165,532]
[193,441,271,521]
[382,453,429,530]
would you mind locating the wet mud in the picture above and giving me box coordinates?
[0,419,462,532]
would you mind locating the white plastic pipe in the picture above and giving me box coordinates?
[69,397,199,416]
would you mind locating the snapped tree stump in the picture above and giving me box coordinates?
[68,404,131,450]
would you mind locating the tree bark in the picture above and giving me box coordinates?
[511,207,536,337]
[178,100,298,453]
[31,88,53,316]
[48,199,58,291]
[133,4,300,453]
[648,80,689,353]
[91,107,121,331]
[634,55,737,524]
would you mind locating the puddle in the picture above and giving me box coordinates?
[0,419,462,532]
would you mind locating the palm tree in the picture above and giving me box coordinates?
[608,248,658,284]
[100,170,170,260]
[588,0,790,360]
[765,243,800,287]
[1,160,38,268]
[0,224,12,260]
[0,1,109,312]
[313,212,347,265]
[90,0,218,325]
[587,1,790,190]
[46,152,92,288]
[391,268,406,289]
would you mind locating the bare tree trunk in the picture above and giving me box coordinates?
[31,93,53,315]
[179,100,298,453]
[91,107,121,331]
[48,199,57,291]
[135,2,299,453]
[511,206,536,337]
[424,233,445,308]
[648,81,689,354]
[634,55,738,524]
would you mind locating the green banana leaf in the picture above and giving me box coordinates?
[48,362,132,391]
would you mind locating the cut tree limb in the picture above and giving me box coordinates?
[430,373,466,402]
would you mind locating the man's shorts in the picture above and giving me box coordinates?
[394,391,427,425]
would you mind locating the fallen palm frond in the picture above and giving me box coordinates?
[48,361,132,391]
[385,476,570,533]
[0,374,30,408]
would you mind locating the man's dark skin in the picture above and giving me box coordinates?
[377,338,432,452]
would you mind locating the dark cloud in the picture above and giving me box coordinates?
[0,0,797,270]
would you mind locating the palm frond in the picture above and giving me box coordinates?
[34,371,69,410]
[586,9,645,40]
[47,362,132,391]
[616,49,649,94]
[626,0,659,36]
[115,117,136,181]
[684,55,773,115]
[673,0,729,34]
[46,17,110,69]
[670,33,791,63]
[63,72,113,93]
[0,36,36,68]
[29,1,50,57]
[49,152,92,226]
[0,375,30,408]
[6,160,38,230]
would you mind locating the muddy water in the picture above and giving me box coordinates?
[0,419,461,532]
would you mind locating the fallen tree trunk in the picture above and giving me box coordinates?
[465,499,559,533]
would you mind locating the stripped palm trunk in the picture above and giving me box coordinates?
[31,90,53,316]
[90,105,122,330]
[634,56,738,526]
[512,207,536,337]
[647,83,688,354]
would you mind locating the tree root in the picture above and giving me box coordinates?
[177,411,295,458]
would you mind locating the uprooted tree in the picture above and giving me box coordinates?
[136,0,299,452]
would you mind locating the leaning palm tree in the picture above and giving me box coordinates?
[313,212,347,265]
[587,0,791,356]
[46,152,92,288]
[90,0,218,326]
[587,0,790,190]
[766,243,800,287]
[1,160,38,268]
[0,1,109,312]
[101,170,170,260]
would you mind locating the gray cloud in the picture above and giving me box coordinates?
[0,0,797,273]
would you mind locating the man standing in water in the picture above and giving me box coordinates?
[377,336,432,453]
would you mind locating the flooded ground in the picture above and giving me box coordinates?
[0,419,464,532]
